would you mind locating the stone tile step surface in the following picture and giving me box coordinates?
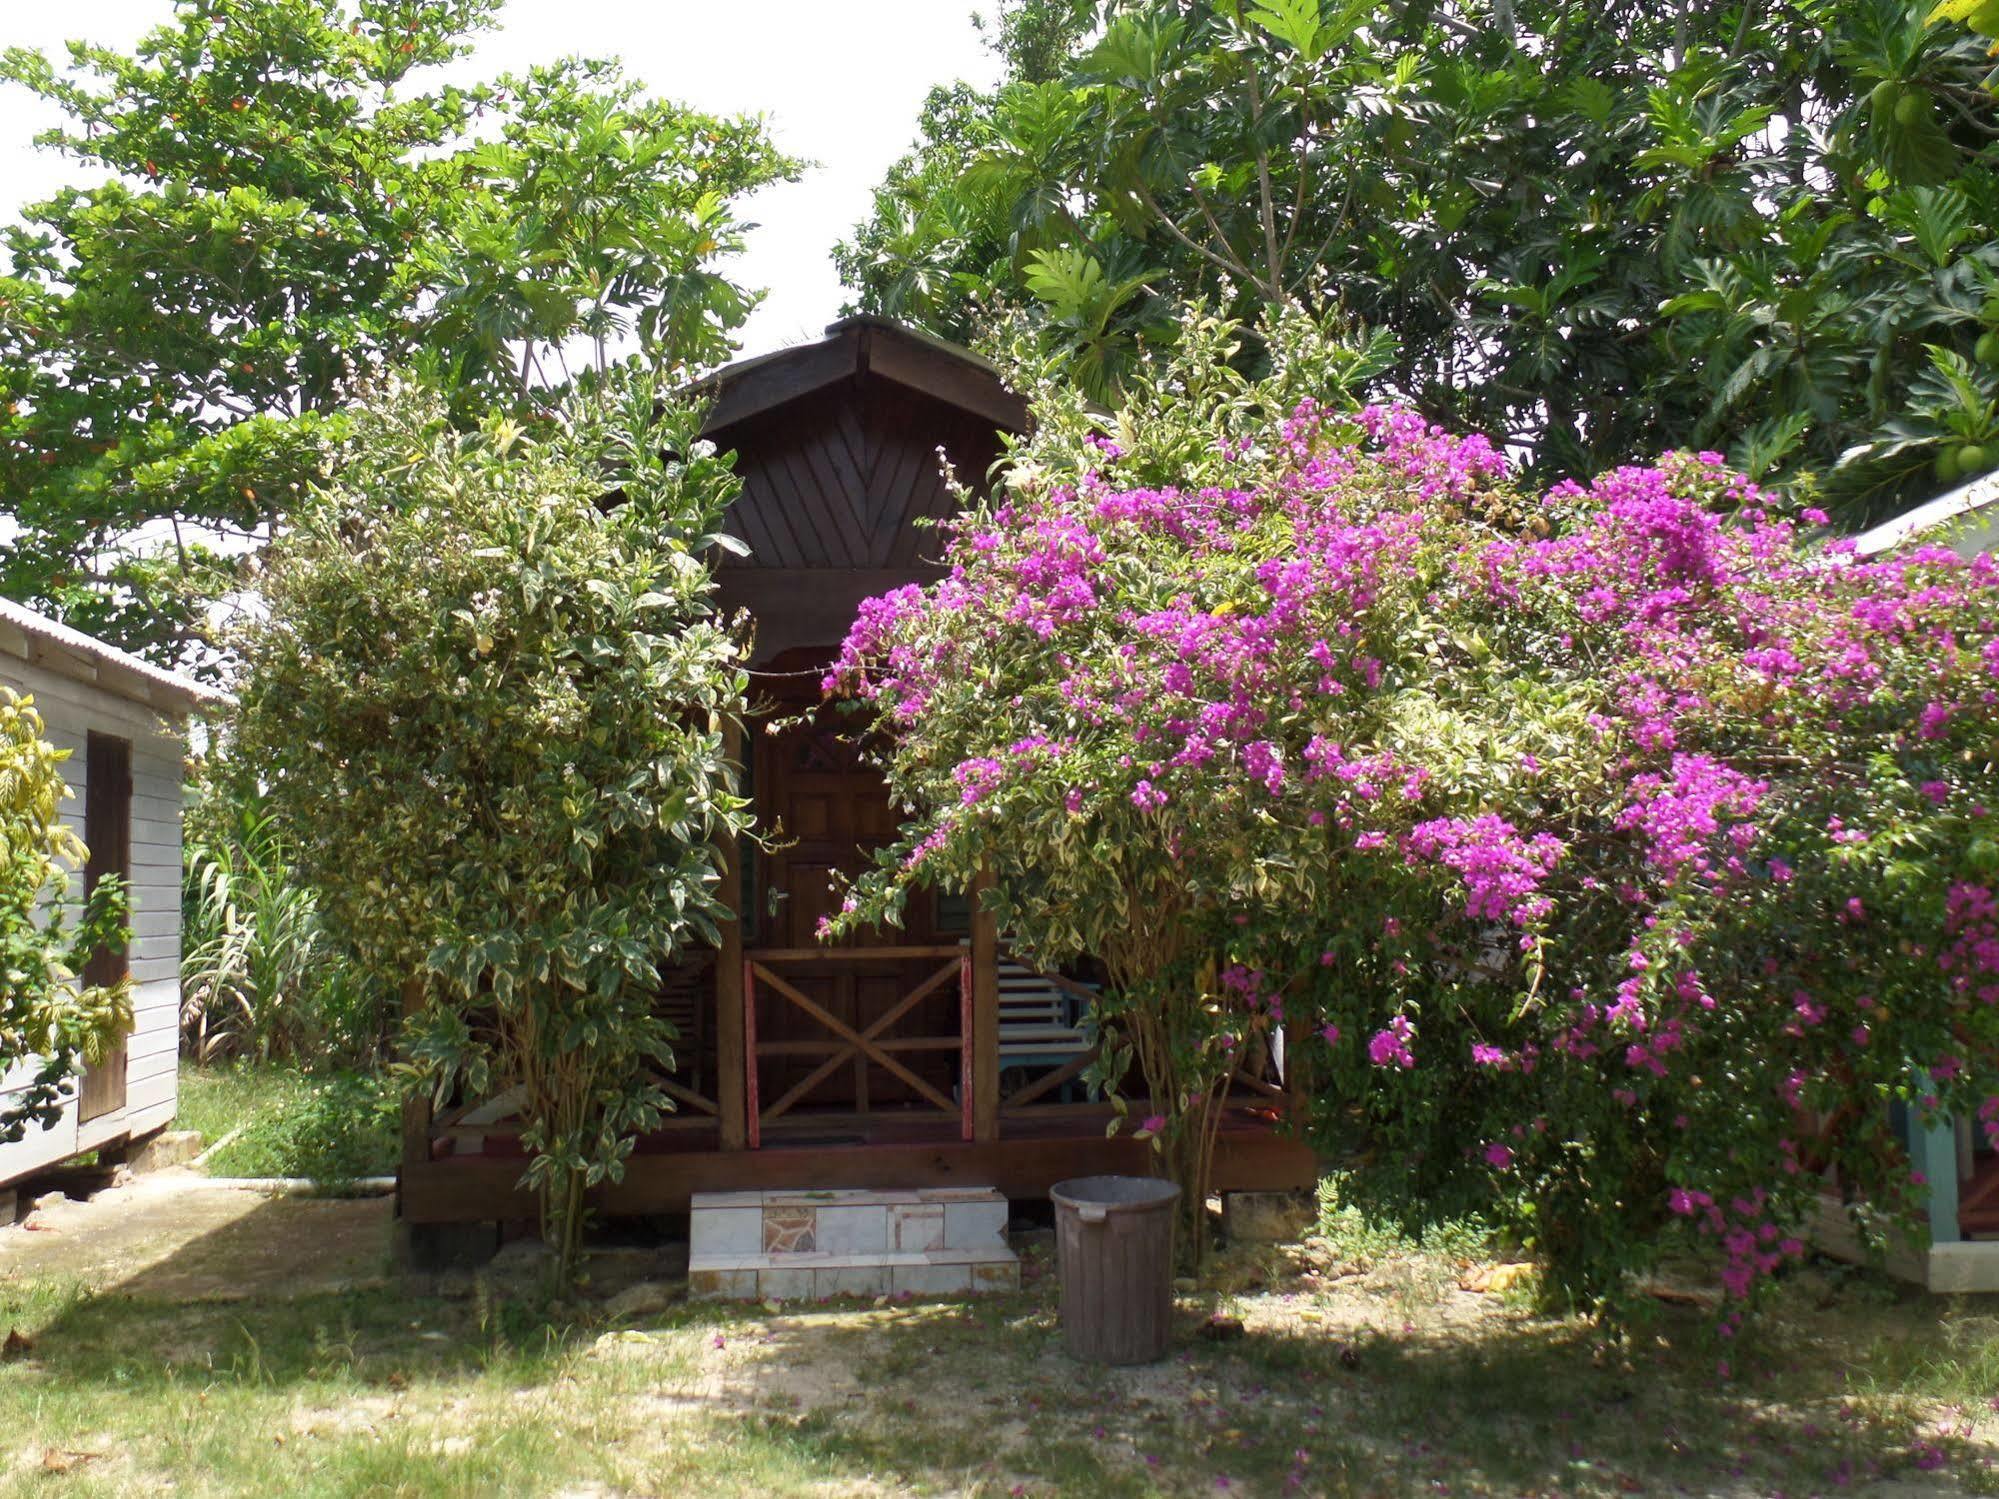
[692,1187,1004,1207]
[691,1185,1009,1261]
[691,1247,1017,1271]
[688,1245,1020,1302]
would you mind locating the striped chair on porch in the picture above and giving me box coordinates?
[996,959,1095,1099]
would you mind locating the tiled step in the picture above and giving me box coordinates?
[689,1186,1018,1300]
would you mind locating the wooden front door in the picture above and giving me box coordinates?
[77,732,132,1124]
[752,707,962,1116]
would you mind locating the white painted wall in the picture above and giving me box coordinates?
[0,654,186,1187]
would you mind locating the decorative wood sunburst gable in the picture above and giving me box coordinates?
[702,318,1023,567]
[699,317,1025,663]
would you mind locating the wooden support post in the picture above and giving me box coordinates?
[744,960,761,1150]
[1283,1010,1311,1123]
[399,973,431,1179]
[716,715,748,1152]
[959,953,975,1142]
[971,867,1000,1143]
[395,971,433,1264]
[1912,1101,1962,1246]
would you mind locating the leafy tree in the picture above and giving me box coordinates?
[826,302,1999,1310]
[0,688,130,1143]
[233,375,751,1277]
[1,0,797,661]
[841,0,1999,524]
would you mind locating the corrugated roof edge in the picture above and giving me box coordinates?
[1854,471,1999,556]
[0,596,229,716]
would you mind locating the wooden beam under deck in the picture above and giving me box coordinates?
[400,1125,1318,1225]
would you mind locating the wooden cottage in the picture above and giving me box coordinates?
[0,598,220,1193]
[398,318,1316,1241]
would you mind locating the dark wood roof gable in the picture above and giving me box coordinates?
[699,316,1028,436]
[698,318,1026,574]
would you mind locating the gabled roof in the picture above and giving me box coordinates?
[0,596,226,716]
[697,315,1029,437]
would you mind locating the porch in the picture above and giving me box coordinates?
[399,936,1317,1225]
[392,318,1319,1233]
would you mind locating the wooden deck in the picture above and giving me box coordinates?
[400,1105,1316,1225]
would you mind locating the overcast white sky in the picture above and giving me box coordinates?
[0,0,1002,356]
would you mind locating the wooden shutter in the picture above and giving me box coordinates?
[77,732,132,1124]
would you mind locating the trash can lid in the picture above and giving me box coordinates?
[1051,1175,1181,1211]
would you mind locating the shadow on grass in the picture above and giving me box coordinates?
[714,1271,1999,1496]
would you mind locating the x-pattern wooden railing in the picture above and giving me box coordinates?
[744,945,971,1148]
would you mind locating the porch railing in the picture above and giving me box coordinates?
[743,945,972,1148]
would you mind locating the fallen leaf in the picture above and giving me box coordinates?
[41,1450,98,1472]
[1462,1263,1536,1294]
[2,1329,33,1361]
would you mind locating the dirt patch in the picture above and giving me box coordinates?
[0,1171,391,1300]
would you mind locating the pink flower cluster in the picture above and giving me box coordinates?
[1402,814,1564,925]
[1617,756,1769,882]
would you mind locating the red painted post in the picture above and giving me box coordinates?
[744,958,761,1151]
[959,953,974,1142]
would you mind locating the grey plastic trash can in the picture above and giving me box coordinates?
[1051,1174,1181,1364]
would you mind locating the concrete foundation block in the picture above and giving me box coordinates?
[123,1129,203,1174]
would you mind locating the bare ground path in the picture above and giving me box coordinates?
[0,1170,391,1300]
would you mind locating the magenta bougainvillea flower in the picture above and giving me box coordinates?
[820,312,1999,1312]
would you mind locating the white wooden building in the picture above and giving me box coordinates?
[0,598,221,1188]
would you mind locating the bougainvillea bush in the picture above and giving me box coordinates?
[824,308,1999,1308]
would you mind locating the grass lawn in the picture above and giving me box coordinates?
[175,1063,399,1182]
[3,1185,1999,1497]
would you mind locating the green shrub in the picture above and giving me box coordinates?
[234,375,752,1277]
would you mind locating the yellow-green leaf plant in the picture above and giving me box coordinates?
[0,688,132,1142]
[235,373,752,1279]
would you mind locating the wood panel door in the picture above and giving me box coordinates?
[754,711,957,1114]
[77,733,132,1124]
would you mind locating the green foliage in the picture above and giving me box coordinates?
[0,687,130,1142]
[180,774,387,1066]
[842,0,1999,525]
[1313,1176,1494,1270]
[0,0,798,661]
[233,373,751,1277]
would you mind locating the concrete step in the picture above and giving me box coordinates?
[689,1186,1018,1300]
